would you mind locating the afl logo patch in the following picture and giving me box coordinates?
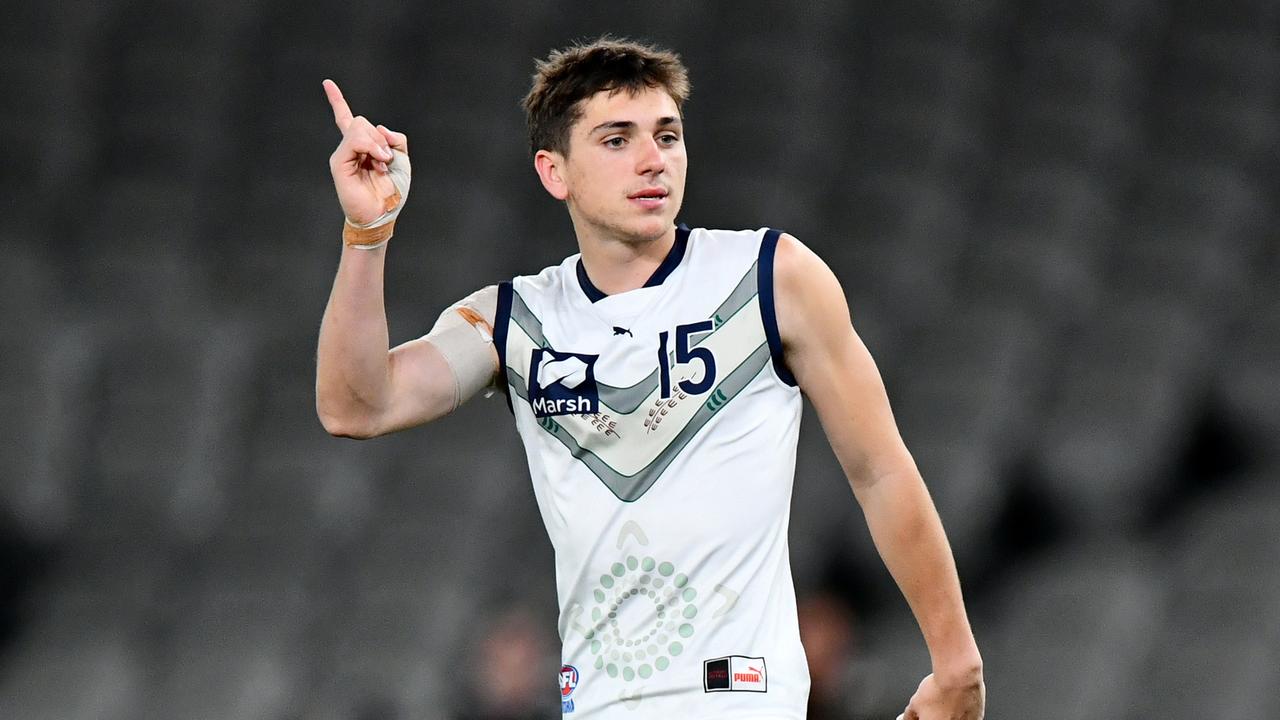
[529,348,600,417]
[559,665,579,698]
[560,664,580,713]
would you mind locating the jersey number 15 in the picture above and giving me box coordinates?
[657,320,717,399]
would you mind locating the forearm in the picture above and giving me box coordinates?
[855,467,982,677]
[316,244,393,436]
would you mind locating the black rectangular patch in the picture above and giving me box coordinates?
[703,657,731,691]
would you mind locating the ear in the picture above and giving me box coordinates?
[534,149,570,201]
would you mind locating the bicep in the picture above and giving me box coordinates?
[774,235,915,489]
[379,285,501,433]
[381,336,465,431]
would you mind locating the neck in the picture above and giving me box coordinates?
[574,220,677,296]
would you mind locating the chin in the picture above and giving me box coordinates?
[633,217,673,240]
[604,216,670,246]
[639,205,683,235]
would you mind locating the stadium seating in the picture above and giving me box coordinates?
[0,1,1275,717]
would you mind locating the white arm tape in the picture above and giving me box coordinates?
[422,284,499,410]
[347,148,412,230]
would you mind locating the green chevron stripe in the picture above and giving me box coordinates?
[508,261,761,414]
[507,342,771,502]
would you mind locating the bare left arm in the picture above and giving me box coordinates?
[774,233,984,719]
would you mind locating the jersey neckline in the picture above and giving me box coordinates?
[575,224,691,303]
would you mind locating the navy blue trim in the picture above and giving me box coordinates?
[493,281,515,413]
[757,229,798,387]
[576,258,608,303]
[643,223,690,288]
[576,223,691,303]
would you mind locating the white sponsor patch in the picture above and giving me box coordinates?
[729,656,767,692]
[538,356,589,389]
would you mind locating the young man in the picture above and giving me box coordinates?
[316,38,984,720]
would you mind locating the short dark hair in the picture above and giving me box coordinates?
[522,36,691,157]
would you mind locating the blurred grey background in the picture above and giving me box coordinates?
[1,1,1277,718]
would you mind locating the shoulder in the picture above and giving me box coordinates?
[680,226,761,261]
[689,226,781,253]
[693,226,763,243]
[511,254,579,296]
[769,232,849,349]
[772,232,834,288]
[679,226,770,283]
[772,232,842,315]
[681,226,773,260]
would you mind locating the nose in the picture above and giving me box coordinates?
[636,136,665,175]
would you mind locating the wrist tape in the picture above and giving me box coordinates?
[344,148,412,249]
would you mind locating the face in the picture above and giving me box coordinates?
[535,87,687,246]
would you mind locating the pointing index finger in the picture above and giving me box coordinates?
[322,78,354,131]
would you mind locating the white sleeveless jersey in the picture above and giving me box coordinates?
[494,226,808,719]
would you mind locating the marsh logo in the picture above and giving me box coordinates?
[529,348,599,418]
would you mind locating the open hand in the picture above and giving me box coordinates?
[322,79,409,226]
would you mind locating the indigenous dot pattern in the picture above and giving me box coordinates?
[588,555,698,682]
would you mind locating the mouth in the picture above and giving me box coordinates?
[628,188,669,210]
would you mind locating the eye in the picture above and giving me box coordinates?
[658,133,680,146]
[604,136,626,148]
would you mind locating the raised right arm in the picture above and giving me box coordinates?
[314,79,496,439]
[316,249,464,439]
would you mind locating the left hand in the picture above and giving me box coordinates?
[896,671,985,720]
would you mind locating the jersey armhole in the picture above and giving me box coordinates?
[757,229,799,387]
[494,280,515,413]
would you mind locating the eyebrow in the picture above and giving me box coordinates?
[588,116,683,135]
